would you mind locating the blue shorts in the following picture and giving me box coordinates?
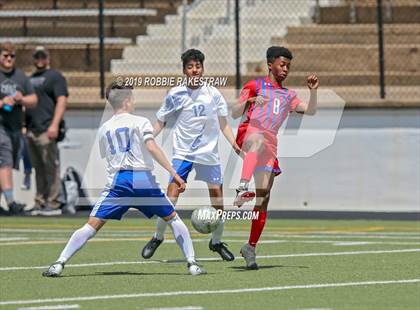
[169,159,223,185]
[90,170,174,220]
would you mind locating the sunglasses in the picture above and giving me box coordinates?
[1,53,16,59]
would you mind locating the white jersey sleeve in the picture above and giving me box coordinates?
[212,87,228,117]
[98,127,107,159]
[156,92,185,122]
[139,119,154,142]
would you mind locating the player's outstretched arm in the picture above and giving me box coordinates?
[218,116,242,156]
[294,74,319,115]
[145,139,185,192]
[153,120,165,137]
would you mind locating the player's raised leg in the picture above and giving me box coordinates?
[42,216,105,277]
[240,170,275,270]
[234,132,264,207]
[207,183,234,261]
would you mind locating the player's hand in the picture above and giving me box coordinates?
[233,143,244,158]
[13,91,23,102]
[47,124,59,140]
[247,96,265,106]
[173,174,186,193]
[307,75,319,89]
[254,95,265,105]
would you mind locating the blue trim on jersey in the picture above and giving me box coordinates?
[257,79,266,122]
[264,83,273,128]
[169,159,223,185]
[270,88,279,130]
[91,170,174,220]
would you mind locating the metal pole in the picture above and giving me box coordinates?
[98,0,105,99]
[235,0,240,92]
[181,0,188,53]
[376,0,386,99]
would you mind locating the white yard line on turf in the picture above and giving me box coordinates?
[0,237,28,241]
[1,236,420,246]
[1,248,419,271]
[146,307,203,310]
[1,229,419,237]
[1,279,419,306]
[18,305,80,310]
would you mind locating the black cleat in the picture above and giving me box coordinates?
[141,237,163,259]
[8,202,25,215]
[209,239,235,261]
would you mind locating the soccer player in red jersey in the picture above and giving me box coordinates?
[231,46,319,269]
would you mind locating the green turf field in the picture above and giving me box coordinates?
[0,217,419,310]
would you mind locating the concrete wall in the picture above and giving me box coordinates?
[55,108,420,213]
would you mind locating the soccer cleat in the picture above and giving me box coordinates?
[141,237,163,259]
[187,261,207,276]
[8,202,25,215]
[209,239,235,261]
[42,261,65,277]
[233,187,256,207]
[240,243,258,270]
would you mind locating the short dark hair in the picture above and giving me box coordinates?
[266,46,293,63]
[0,41,16,54]
[181,49,205,69]
[105,81,133,109]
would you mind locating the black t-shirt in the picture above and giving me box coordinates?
[26,68,68,134]
[0,68,35,132]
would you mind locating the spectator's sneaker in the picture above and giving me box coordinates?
[141,237,163,259]
[20,173,31,190]
[187,261,207,275]
[233,187,255,207]
[42,261,65,277]
[240,243,258,270]
[209,239,235,261]
[25,204,44,216]
[38,206,62,216]
[8,202,25,215]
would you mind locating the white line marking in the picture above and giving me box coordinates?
[1,229,419,238]
[333,242,371,246]
[0,237,28,241]
[146,307,203,310]
[18,305,80,310]
[1,248,419,271]
[1,279,418,306]
[0,237,419,247]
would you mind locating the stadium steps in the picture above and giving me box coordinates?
[0,21,148,38]
[275,24,420,45]
[10,42,127,71]
[111,0,318,75]
[318,2,420,24]
[59,71,420,88]
[0,0,186,10]
[247,44,419,73]
[64,85,420,109]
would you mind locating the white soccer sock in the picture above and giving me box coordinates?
[211,219,225,245]
[154,217,167,240]
[58,223,97,263]
[167,214,195,264]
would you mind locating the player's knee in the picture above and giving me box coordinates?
[162,211,177,222]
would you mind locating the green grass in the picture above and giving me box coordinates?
[0,217,419,310]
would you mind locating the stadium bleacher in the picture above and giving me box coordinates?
[1,0,418,107]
